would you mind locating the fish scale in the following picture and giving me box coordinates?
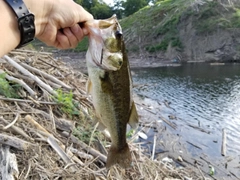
[84,15,138,168]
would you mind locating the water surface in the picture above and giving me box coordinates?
[132,63,240,160]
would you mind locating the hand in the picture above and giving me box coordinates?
[25,0,93,49]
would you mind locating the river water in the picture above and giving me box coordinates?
[132,63,240,168]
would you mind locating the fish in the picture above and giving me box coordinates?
[84,15,138,168]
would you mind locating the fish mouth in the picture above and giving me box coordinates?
[93,59,119,71]
[93,49,122,71]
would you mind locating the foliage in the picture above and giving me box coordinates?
[192,1,240,34]
[197,1,218,20]
[146,39,168,52]
[157,15,180,36]
[72,125,103,144]
[75,36,89,52]
[112,0,124,19]
[33,0,240,55]
[0,73,20,98]
[171,37,182,48]
[74,0,155,19]
[145,0,185,52]
[122,0,148,17]
[126,129,135,138]
[231,8,240,28]
[90,2,113,19]
[121,0,240,54]
[73,126,93,144]
[74,0,113,19]
[146,35,182,52]
[54,89,79,118]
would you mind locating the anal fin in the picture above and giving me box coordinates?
[128,101,138,129]
[86,78,92,94]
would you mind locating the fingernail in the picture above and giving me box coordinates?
[82,27,89,36]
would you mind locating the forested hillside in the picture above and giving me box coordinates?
[32,0,240,63]
[120,0,240,62]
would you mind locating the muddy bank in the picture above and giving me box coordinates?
[0,49,205,180]
[55,51,240,75]
[54,52,182,74]
[55,51,240,179]
[134,94,240,179]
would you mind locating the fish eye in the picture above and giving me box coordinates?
[115,30,122,39]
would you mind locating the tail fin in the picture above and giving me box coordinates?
[106,143,131,168]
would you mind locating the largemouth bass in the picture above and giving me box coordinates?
[84,15,138,168]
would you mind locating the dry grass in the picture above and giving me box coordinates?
[0,49,201,180]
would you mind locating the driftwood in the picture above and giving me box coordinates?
[186,141,202,150]
[0,69,36,97]
[69,146,93,160]
[38,57,60,69]
[56,118,75,132]
[20,62,72,90]
[9,71,35,84]
[221,128,226,156]
[0,96,58,105]
[0,145,19,180]
[151,133,157,160]
[187,123,210,134]
[10,48,52,55]
[24,115,84,166]
[159,115,177,129]
[199,156,238,179]
[0,116,33,141]
[47,136,77,172]
[25,109,75,132]
[0,134,33,150]
[0,49,205,179]
[2,113,19,130]
[61,131,107,163]
[3,55,57,96]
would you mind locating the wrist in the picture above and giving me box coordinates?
[4,0,36,48]
[23,0,53,37]
[0,0,20,50]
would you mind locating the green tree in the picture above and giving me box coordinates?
[91,3,113,19]
[123,0,148,17]
[82,0,98,10]
[74,0,113,19]
[74,0,83,5]
[112,0,124,19]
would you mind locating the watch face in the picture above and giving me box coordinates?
[4,0,35,48]
[17,13,35,48]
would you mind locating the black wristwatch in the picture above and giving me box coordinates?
[4,0,35,48]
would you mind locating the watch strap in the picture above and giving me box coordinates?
[5,0,29,19]
[4,0,35,48]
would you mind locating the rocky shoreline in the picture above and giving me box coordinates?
[133,93,240,180]
[55,52,182,74]
[55,51,240,74]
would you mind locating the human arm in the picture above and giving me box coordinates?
[0,0,93,57]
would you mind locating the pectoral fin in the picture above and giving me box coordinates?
[97,121,107,131]
[86,78,92,94]
[128,102,138,129]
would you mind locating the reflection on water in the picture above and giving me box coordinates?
[132,63,240,157]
